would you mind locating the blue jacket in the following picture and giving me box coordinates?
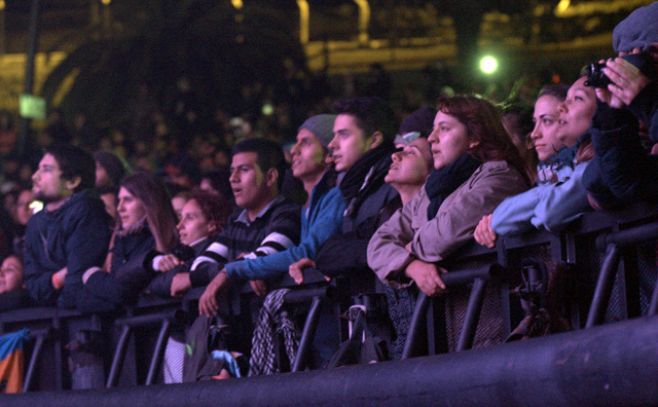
[225,172,345,281]
[535,146,575,186]
[493,160,592,235]
[23,190,111,308]
[491,145,574,236]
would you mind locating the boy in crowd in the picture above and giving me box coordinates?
[168,138,300,298]
[303,97,400,288]
[198,114,344,316]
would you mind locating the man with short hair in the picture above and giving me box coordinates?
[198,114,345,316]
[172,139,301,381]
[24,145,112,309]
[311,96,400,284]
[174,138,300,298]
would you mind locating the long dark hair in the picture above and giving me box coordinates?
[121,172,178,252]
[437,95,531,185]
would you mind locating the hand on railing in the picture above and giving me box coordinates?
[289,258,316,285]
[199,270,230,316]
[404,259,446,297]
[474,214,497,249]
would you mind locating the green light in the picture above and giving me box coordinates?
[19,94,46,119]
[261,103,274,116]
[479,55,499,75]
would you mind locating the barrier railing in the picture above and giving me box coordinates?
[1,203,657,392]
[3,316,657,406]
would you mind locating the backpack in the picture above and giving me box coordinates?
[183,315,244,382]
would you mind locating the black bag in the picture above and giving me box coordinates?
[506,259,571,342]
[182,315,231,382]
[326,306,388,368]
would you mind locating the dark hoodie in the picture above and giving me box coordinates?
[23,189,112,308]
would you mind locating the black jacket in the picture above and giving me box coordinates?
[78,225,155,313]
[315,146,400,278]
[147,238,212,298]
[23,190,112,308]
[584,103,658,206]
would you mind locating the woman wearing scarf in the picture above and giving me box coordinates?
[368,95,529,297]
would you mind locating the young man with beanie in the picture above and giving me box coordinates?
[198,114,345,315]
[24,145,112,308]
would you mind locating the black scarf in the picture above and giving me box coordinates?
[425,154,481,220]
[339,145,395,218]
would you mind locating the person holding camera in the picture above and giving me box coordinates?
[583,2,658,208]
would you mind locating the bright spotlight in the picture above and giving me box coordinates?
[262,103,274,116]
[479,55,499,75]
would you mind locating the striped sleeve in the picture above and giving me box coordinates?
[241,206,300,261]
[246,231,296,259]
[189,240,231,287]
[190,241,230,271]
[226,187,344,281]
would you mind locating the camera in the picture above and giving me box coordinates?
[584,62,610,88]
[585,52,655,88]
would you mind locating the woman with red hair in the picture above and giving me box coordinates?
[368,95,529,297]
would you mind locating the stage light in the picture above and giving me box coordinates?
[479,55,499,75]
[262,103,274,116]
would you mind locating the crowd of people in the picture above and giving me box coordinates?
[0,1,657,388]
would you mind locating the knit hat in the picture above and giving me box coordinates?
[94,151,127,188]
[613,2,658,53]
[394,106,436,145]
[299,114,337,148]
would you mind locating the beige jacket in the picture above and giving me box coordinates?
[367,160,528,287]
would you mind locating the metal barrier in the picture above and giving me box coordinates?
[106,309,184,388]
[401,264,505,359]
[3,316,657,406]
[399,204,658,360]
[1,204,657,393]
[22,328,49,392]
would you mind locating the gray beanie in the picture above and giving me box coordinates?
[299,114,337,148]
[613,2,658,53]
